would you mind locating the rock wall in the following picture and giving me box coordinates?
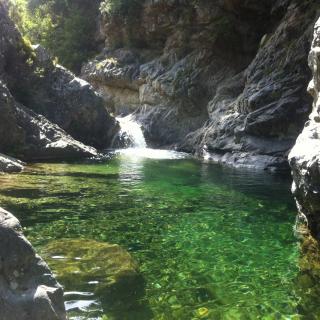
[0,207,66,320]
[288,18,320,309]
[0,3,119,165]
[83,0,320,171]
[289,17,320,241]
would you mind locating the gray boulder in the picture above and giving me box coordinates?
[0,80,98,161]
[0,207,66,320]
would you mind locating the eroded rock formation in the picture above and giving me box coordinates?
[83,0,319,170]
[0,207,66,320]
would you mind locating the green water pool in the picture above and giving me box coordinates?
[0,149,312,319]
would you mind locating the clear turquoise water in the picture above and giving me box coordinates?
[0,150,303,319]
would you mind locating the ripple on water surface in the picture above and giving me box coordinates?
[0,149,311,319]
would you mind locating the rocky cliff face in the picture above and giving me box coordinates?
[0,3,119,167]
[83,0,319,170]
[0,207,66,320]
[289,17,320,243]
[288,16,320,306]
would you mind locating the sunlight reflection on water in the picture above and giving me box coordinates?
[116,148,190,160]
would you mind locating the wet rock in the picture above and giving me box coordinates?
[0,207,66,320]
[42,239,145,310]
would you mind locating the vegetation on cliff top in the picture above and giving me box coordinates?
[100,0,144,17]
[7,0,146,72]
[8,0,101,73]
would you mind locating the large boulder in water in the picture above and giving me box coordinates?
[0,207,66,320]
[42,239,145,312]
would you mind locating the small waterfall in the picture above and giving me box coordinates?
[115,114,147,148]
[113,114,189,160]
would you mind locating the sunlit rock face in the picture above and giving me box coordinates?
[0,154,24,173]
[83,0,319,170]
[289,19,320,315]
[0,207,66,320]
[289,17,320,241]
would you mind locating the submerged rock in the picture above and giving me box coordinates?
[0,207,66,320]
[42,239,145,311]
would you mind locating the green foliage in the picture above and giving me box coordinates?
[8,0,100,73]
[8,0,54,49]
[21,36,36,59]
[49,9,99,72]
[100,0,144,17]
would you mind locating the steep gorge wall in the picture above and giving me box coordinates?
[83,0,319,171]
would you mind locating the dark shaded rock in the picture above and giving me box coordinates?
[13,62,120,149]
[0,80,98,161]
[0,207,66,320]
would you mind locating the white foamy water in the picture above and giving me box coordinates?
[117,148,189,160]
[116,114,147,148]
[114,114,189,160]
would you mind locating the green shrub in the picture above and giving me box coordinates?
[8,0,100,73]
[100,0,144,17]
